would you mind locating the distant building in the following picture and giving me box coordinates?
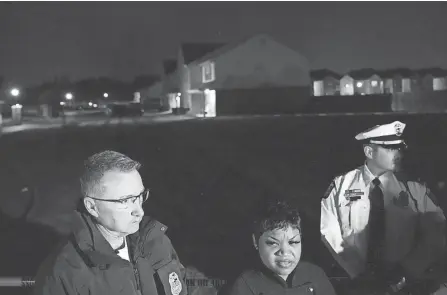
[310,69,341,96]
[347,68,383,95]
[416,68,447,91]
[156,34,310,116]
[379,68,415,94]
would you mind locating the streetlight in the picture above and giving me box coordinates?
[10,88,20,97]
[103,93,108,98]
[65,93,73,100]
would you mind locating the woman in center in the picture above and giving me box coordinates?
[226,200,336,295]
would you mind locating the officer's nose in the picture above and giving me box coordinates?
[131,202,144,218]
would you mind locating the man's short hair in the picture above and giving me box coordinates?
[252,199,301,241]
[80,150,141,198]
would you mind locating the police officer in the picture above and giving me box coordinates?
[320,121,446,294]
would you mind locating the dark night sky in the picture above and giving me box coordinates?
[1,2,447,86]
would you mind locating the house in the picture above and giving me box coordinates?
[339,74,354,96]
[347,68,383,95]
[310,69,341,96]
[380,68,418,94]
[416,68,447,91]
[174,34,310,116]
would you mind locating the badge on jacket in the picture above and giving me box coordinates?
[169,272,182,295]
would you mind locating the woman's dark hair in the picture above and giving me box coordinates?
[252,199,301,241]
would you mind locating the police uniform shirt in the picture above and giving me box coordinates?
[320,164,446,279]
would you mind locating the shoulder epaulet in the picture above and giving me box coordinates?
[322,170,350,199]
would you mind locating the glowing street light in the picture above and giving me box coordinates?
[10,88,20,97]
[65,93,73,100]
[60,101,66,106]
[103,93,108,98]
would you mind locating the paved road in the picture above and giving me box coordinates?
[0,112,194,135]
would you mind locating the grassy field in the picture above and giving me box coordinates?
[1,113,447,288]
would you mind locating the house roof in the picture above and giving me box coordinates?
[346,68,379,80]
[180,43,225,64]
[415,67,447,78]
[163,59,177,75]
[378,68,415,79]
[187,33,309,69]
[310,69,342,80]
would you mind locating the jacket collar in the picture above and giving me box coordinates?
[71,210,167,268]
[255,259,306,288]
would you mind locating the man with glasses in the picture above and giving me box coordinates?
[34,150,186,295]
[320,121,446,294]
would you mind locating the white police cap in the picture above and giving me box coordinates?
[355,121,406,145]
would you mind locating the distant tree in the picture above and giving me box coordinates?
[131,75,160,91]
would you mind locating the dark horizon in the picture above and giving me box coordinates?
[1,2,447,87]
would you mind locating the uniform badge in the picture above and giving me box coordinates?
[393,191,409,207]
[344,189,364,201]
[169,272,182,295]
[395,122,404,136]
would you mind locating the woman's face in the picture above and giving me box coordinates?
[253,225,302,281]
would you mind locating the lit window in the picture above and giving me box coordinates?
[371,80,378,87]
[201,61,215,83]
[356,81,363,87]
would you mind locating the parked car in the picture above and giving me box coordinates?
[107,103,144,117]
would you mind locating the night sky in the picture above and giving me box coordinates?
[1,1,447,86]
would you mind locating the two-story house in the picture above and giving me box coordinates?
[177,34,310,116]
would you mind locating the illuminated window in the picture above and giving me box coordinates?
[201,61,215,83]
[371,80,378,87]
[356,81,363,87]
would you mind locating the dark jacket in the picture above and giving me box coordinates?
[33,211,186,295]
[226,261,336,295]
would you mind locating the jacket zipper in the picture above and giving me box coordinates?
[133,263,141,292]
[130,237,142,293]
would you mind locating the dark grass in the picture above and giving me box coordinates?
[1,113,447,289]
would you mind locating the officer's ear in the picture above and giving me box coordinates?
[364,144,374,159]
[252,234,259,251]
[84,197,100,218]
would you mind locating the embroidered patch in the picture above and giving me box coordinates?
[169,272,182,295]
[393,191,409,207]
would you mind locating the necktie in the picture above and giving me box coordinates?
[367,178,385,270]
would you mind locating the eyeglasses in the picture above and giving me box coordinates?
[87,189,150,209]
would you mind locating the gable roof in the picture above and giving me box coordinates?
[347,68,380,80]
[187,33,309,68]
[180,43,225,65]
[378,68,415,79]
[163,59,177,75]
[310,69,342,80]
